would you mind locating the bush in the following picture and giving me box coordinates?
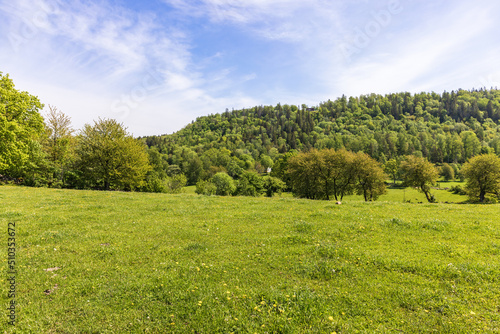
[166,174,187,194]
[449,185,467,195]
[195,180,216,196]
[211,173,235,196]
[234,171,264,196]
[262,176,286,197]
[143,176,166,193]
[441,163,455,181]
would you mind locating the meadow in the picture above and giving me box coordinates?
[1,185,499,333]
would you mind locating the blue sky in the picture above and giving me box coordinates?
[1,0,500,136]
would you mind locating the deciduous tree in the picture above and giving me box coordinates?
[76,118,151,190]
[354,152,387,201]
[400,155,439,202]
[0,72,45,178]
[462,154,500,202]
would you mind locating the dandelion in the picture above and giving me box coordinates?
[328,316,334,321]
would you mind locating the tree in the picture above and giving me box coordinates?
[234,171,264,196]
[353,152,387,201]
[287,150,321,199]
[76,118,151,190]
[384,158,399,185]
[287,149,356,201]
[43,105,75,186]
[211,172,235,196]
[166,174,187,194]
[441,163,454,181]
[462,154,500,202]
[400,155,439,202]
[262,176,286,197]
[0,72,45,178]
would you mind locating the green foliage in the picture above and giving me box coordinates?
[462,154,500,202]
[211,172,236,196]
[76,118,151,190]
[353,152,387,201]
[166,174,187,193]
[401,155,439,203]
[449,185,467,195]
[0,72,45,178]
[288,149,357,201]
[234,171,264,196]
[262,175,286,197]
[195,179,216,195]
[144,89,500,171]
[441,163,455,181]
[384,158,400,184]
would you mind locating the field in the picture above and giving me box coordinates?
[1,185,499,333]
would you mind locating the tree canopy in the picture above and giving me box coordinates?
[400,155,439,202]
[0,72,45,177]
[76,118,151,190]
[462,154,500,202]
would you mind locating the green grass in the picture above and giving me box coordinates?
[1,185,499,333]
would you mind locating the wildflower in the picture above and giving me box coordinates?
[328,316,334,321]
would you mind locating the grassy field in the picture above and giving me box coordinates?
[1,185,499,333]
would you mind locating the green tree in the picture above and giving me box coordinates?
[76,118,151,190]
[211,172,236,196]
[43,105,75,187]
[441,163,455,181]
[234,171,264,196]
[400,155,439,202]
[166,174,187,194]
[262,176,286,197]
[462,154,500,202]
[0,72,45,178]
[354,152,387,201]
[287,149,356,201]
[286,151,321,199]
[384,158,399,185]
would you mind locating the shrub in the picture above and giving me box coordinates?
[262,176,286,197]
[234,171,264,196]
[449,185,466,195]
[166,174,187,194]
[211,172,235,196]
[195,180,216,195]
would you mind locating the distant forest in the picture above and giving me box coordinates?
[2,69,500,194]
[142,89,500,184]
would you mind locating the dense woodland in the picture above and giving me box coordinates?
[2,70,500,201]
[144,89,500,166]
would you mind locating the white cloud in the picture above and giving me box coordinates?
[0,0,249,135]
[333,1,500,97]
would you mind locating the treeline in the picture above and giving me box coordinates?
[144,89,500,166]
[2,70,500,202]
[0,73,173,192]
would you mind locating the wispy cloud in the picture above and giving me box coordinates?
[1,0,499,135]
[0,0,244,135]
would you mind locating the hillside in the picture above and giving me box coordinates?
[144,89,500,165]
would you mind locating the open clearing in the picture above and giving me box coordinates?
[1,186,499,333]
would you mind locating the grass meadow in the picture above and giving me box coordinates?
[1,185,499,333]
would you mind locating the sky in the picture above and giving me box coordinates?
[1,0,500,136]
